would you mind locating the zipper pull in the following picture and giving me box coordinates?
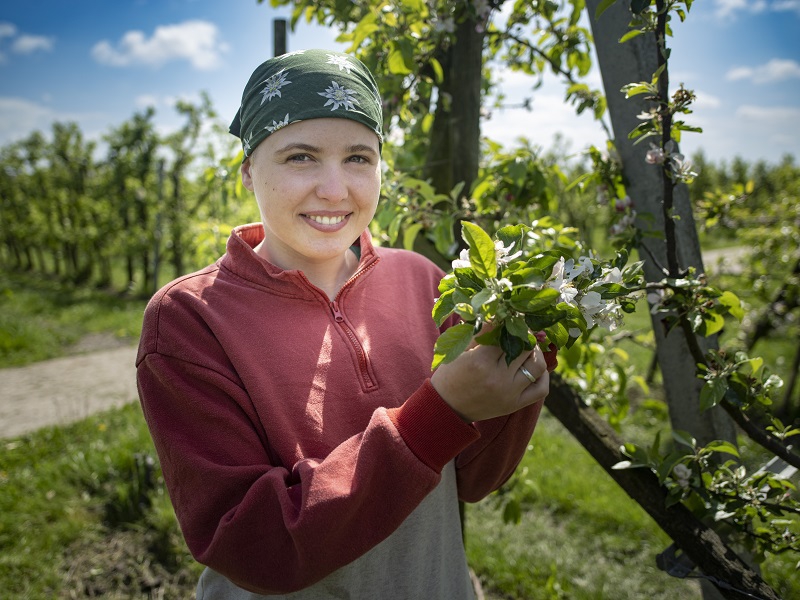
[330,300,345,322]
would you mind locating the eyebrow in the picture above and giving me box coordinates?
[273,142,378,156]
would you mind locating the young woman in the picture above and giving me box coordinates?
[136,49,555,599]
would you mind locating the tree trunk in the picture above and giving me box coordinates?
[586,0,736,450]
[423,16,484,199]
[587,3,741,598]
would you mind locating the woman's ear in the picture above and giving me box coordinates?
[241,158,254,192]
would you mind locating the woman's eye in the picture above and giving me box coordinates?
[347,155,369,164]
[288,154,311,162]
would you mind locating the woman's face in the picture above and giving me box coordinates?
[241,118,381,274]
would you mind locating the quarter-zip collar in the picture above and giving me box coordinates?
[220,223,379,298]
[221,222,381,392]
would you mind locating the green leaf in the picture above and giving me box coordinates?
[506,315,530,340]
[433,218,454,256]
[454,302,476,321]
[387,41,413,75]
[495,223,526,250]
[621,82,655,97]
[619,29,644,43]
[704,440,740,458]
[429,57,444,84]
[470,288,495,312]
[718,290,744,321]
[474,326,502,347]
[744,357,763,376]
[502,499,522,524]
[454,268,484,292]
[700,311,725,337]
[595,0,617,18]
[431,323,474,370]
[461,221,497,280]
[402,222,423,251]
[437,273,456,294]
[350,14,379,49]
[524,309,568,332]
[545,321,570,349]
[509,287,560,313]
[500,327,525,364]
[672,430,696,449]
[700,376,728,411]
[431,288,456,326]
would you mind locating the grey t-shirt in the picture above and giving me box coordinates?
[196,461,475,599]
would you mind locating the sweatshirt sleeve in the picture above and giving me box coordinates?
[137,350,478,595]
[454,343,559,502]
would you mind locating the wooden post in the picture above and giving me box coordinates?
[273,18,287,57]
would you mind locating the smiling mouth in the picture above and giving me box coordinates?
[305,214,348,225]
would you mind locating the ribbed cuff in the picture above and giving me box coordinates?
[387,379,480,473]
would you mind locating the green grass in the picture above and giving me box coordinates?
[465,412,701,599]
[0,404,202,598]
[0,270,146,367]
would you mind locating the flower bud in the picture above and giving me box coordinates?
[645,146,666,165]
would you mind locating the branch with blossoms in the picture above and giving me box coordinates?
[430,219,644,369]
[615,429,800,562]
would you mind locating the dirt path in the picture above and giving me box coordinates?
[0,335,139,439]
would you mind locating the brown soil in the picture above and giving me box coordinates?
[63,529,199,599]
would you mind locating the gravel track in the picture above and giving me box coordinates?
[0,338,139,439]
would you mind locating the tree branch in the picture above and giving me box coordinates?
[720,399,800,471]
[545,375,782,600]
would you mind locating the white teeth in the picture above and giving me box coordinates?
[308,215,345,225]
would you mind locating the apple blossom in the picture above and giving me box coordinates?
[645,144,666,165]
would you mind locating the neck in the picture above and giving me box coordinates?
[254,240,359,299]
[304,249,359,299]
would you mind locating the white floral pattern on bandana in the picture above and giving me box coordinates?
[260,69,292,105]
[319,81,359,111]
[326,54,355,74]
[265,113,290,133]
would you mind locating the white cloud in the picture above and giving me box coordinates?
[726,58,800,83]
[12,34,55,54]
[693,91,722,109]
[0,97,109,147]
[91,20,229,70]
[736,104,800,121]
[135,95,160,109]
[0,22,17,39]
[714,0,800,17]
[713,0,765,18]
[772,0,800,12]
[0,97,58,141]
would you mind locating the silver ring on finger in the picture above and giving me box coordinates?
[519,365,537,384]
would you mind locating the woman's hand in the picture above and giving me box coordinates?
[430,342,550,423]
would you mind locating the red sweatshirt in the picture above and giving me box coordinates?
[136,223,547,597]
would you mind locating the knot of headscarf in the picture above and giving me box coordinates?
[229,49,383,160]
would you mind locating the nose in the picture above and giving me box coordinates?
[315,164,348,203]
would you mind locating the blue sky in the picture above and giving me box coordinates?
[1,0,798,166]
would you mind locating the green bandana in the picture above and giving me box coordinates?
[230,49,384,160]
